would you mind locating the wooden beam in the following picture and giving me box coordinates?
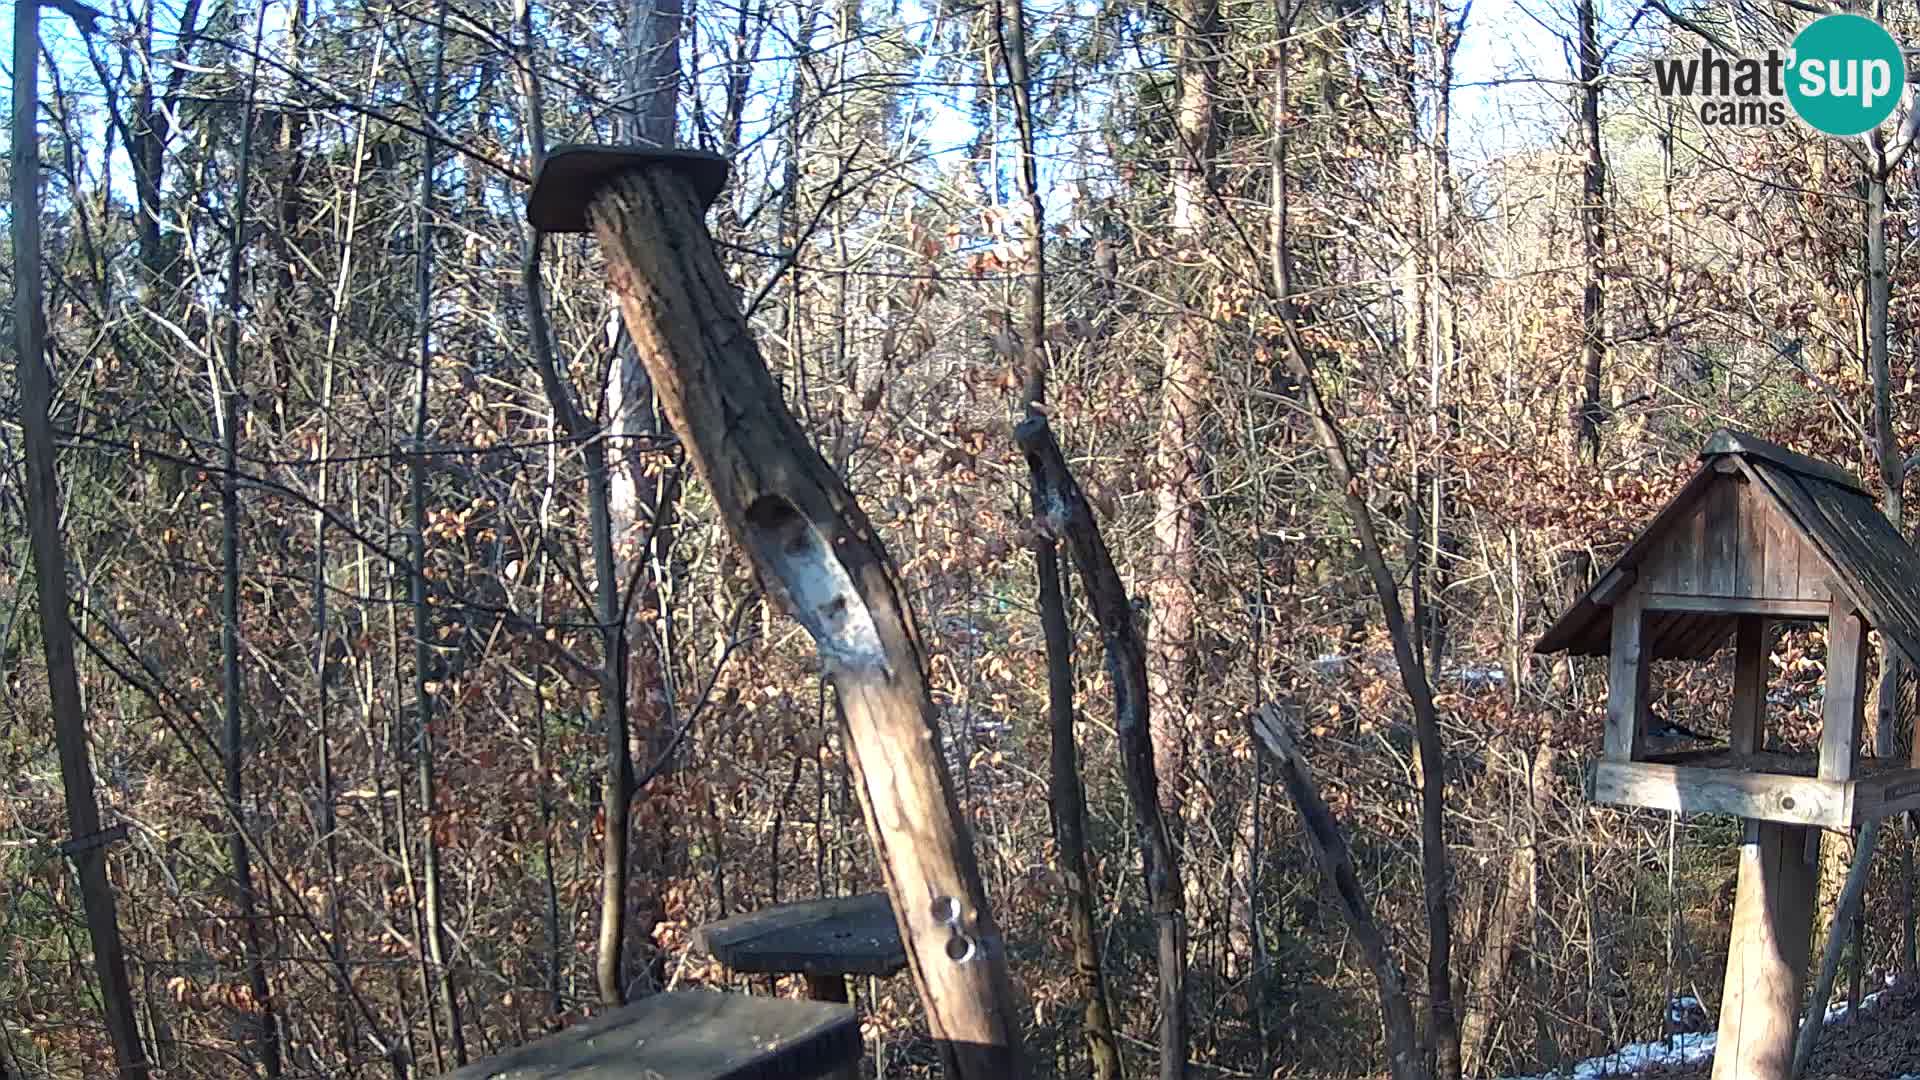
[1606,587,1649,762]
[1821,606,1867,782]
[1847,767,1920,824]
[1643,595,1830,619]
[1589,761,1852,830]
[1731,615,1767,756]
[1592,567,1636,606]
[1712,822,1819,1080]
[575,161,1025,1077]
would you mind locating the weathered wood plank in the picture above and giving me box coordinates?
[1642,595,1828,619]
[696,893,905,979]
[1820,605,1867,782]
[439,991,859,1080]
[1731,615,1767,756]
[1704,475,1739,596]
[1589,761,1852,830]
[1760,495,1802,600]
[1605,587,1649,762]
[1712,822,1819,1080]
[1847,766,1920,824]
[1734,473,1764,598]
[1591,567,1635,606]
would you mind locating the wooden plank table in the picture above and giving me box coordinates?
[696,892,906,1002]
[439,990,858,1080]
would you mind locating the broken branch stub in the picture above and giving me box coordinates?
[571,161,1025,1078]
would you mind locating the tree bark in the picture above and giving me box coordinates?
[13,4,149,1075]
[1269,60,1461,1076]
[1460,742,1557,1073]
[410,0,466,1057]
[582,164,1027,1078]
[1250,706,1427,1080]
[1570,0,1606,468]
[1017,416,1187,1080]
[216,8,282,1073]
[1793,821,1880,1079]
[603,0,688,1000]
[993,0,1122,1073]
[1146,0,1222,815]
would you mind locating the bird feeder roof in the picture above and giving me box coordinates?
[1534,429,1920,669]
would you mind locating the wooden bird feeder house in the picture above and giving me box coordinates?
[1537,429,1920,827]
[1537,428,1920,1079]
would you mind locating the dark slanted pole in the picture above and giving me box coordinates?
[528,148,1025,1079]
[12,1,149,1076]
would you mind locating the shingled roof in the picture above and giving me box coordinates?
[1535,429,1920,669]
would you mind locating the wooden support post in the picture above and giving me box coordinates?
[538,154,1024,1078]
[1712,821,1819,1080]
[1606,586,1649,761]
[1731,615,1766,756]
[804,974,851,1004]
[1821,607,1867,782]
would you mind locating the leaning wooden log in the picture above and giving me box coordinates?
[1250,705,1425,1080]
[1013,415,1187,1080]
[527,147,1025,1079]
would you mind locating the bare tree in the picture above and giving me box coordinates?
[11,2,148,1074]
[214,4,283,1073]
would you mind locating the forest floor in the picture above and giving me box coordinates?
[1497,980,1920,1079]
[1629,981,1920,1079]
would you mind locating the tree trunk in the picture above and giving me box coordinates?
[1570,0,1606,467]
[1460,742,1557,1073]
[1017,416,1187,1080]
[1250,706,1427,1080]
[12,5,149,1074]
[216,9,282,1073]
[1147,0,1222,817]
[581,163,1027,1078]
[411,0,466,1057]
[1269,27,1461,1079]
[600,0,688,1000]
[994,0,1122,1073]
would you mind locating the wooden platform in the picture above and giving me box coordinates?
[696,893,906,979]
[438,991,858,1080]
[1591,753,1920,829]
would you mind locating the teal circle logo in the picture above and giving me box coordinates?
[1787,14,1905,136]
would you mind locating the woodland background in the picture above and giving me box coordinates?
[6,0,1920,1076]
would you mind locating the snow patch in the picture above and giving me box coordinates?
[1501,980,1897,1080]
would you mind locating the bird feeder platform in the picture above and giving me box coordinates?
[696,892,906,1003]
[436,990,858,1080]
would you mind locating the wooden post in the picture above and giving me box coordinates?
[1731,615,1766,755]
[1820,607,1867,781]
[1605,586,1648,761]
[534,153,1025,1078]
[1712,821,1819,1080]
